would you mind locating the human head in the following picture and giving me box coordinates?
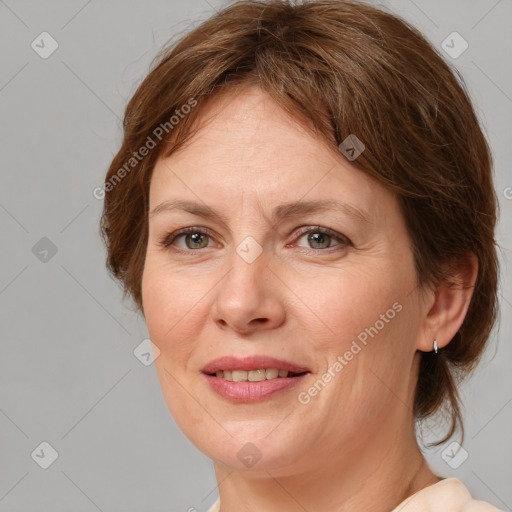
[101,0,499,450]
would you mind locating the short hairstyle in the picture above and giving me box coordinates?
[100,0,500,445]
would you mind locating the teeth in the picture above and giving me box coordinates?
[232,370,247,382]
[265,368,279,379]
[214,368,295,381]
[248,369,266,382]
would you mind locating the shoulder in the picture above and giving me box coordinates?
[207,478,502,512]
[393,478,503,511]
[207,498,220,512]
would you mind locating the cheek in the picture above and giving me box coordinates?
[142,262,210,428]
[296,263,405,352]
[141,260,204,359]
[299,263,417,403]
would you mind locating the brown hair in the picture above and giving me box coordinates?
[100,0,499,445]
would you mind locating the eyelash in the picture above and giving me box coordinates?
[157,226,352,255]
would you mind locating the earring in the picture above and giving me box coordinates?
[433,339,438,354]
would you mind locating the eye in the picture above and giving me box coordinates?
[158,225,351,254]
[158,227,215,251]
[291,226,351,251]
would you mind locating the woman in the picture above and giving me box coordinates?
[100,1,502,510]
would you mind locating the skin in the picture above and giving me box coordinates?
[141,84,478,512]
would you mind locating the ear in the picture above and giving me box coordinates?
[417,252,479,352]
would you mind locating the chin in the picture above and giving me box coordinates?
[191,418,311,473]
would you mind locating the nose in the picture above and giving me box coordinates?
[212,244,286,335]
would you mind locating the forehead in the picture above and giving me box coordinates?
[149,85,397,224]
[173,85,326,161]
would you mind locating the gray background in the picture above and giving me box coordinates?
[1,0,511,511]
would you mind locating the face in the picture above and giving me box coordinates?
[142,85,428,476]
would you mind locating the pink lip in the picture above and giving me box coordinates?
[201,355,309,374]
[201,355,310,403]
[203,373,309,402]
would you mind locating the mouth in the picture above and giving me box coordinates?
[201,355,311,402]
[206,368,308,381]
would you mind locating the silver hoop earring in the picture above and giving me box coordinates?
[433,339,438,354]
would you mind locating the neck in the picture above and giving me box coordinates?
[213,415,439,512]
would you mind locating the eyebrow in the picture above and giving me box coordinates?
[150,198,372,226]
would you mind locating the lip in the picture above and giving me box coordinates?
[203,373,310,402]
[201,355,310,374]
[201,355,311,403]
